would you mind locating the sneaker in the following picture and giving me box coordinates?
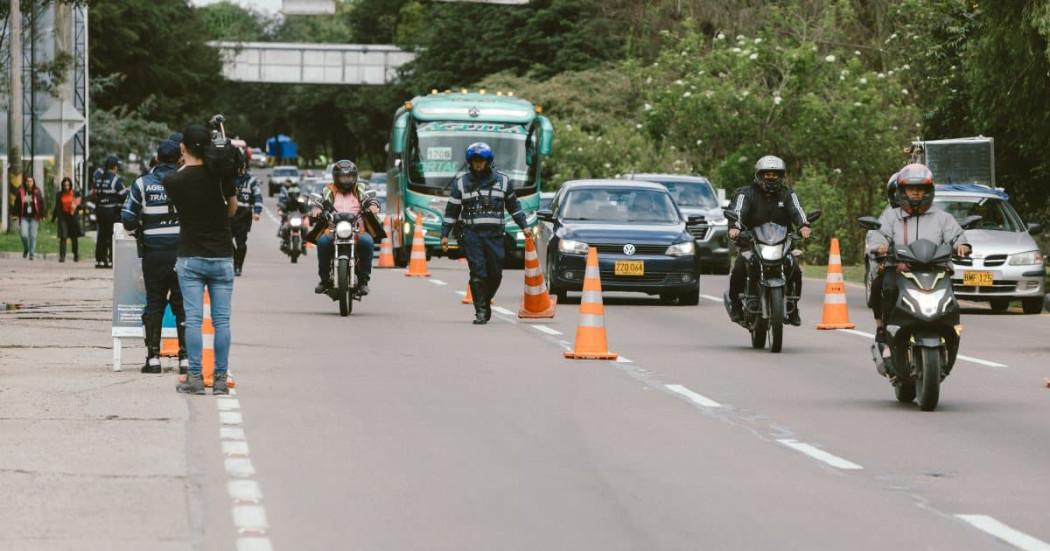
[357,283,369,296]
[314,280,333,294]
[212,374,229,395]
[176,373,206,395]
[141,357,162,374]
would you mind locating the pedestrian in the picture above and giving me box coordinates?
[14,176,45,260]
[92,155,126,268]
[231,149,262,276]
[440,142,532,325]
[51,176,82,262]
[122,136,188,374]
[163,123,238,395]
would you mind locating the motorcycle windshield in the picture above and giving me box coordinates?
[753,223,788,245]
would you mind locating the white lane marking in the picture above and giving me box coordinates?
[237,538,274,551]
[666,384,722,408]
[836,329,1008,368]
[429,279,448,286]
[217,398,240,411]
[221,427,246,441]
[700,294,722,302]
[228,480,263,504]
[224,457,256,478]
[532,325,562,335]
[220,411,244,425]
[263,208,279,225]
[455,290,467,297]
[492,306,515,316]
[957,515,1050,551]
[233,505,270,533]
[616,356,633,364]
[223,441,250,457]
[777,438,863,470]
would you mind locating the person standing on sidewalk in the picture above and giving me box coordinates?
[122,137,188,374]
[51,177,83,262]
[230,150,262,276]
[92,155,126,268]
[14,176,45,260]
[163,123,238,395]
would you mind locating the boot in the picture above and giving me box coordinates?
[212,373,229,395]
[787,300,801,326]
[141,317,162,374]
[485,275,501,323]
[176,323,189,375]
[357,274,370,296]
[234,247,247,276]
[470,279,489,325]
[729,295,745,324]
[176,373,206,395]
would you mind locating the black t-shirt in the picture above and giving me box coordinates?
[163,165,237,258]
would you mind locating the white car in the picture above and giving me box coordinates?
[268,165,301,197]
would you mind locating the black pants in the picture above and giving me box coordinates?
[142,248,184,323]
[56,214,80,260]
[729,255,802,301]
[463,227,506,294]
[880,270,900,324]
[231,211,252,270]
[95,207,117,264]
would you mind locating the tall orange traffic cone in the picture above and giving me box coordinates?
[405,212,431,277]
[816,238,856,330]
[564,247,617,360]
[377,217,395,268]
[518,234,556,318]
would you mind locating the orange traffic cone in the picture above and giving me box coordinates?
[405,212,431,277]
[816,238,856,330]
[564,247,617,360]
[462,281,474,304]
[377,217,395,268]
[518,234,556,318]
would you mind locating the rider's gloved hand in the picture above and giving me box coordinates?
[729,228,740,240]
[956,244,972,257]
[800,226,812,239]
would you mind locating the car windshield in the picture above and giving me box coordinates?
[410,121,533,195]
[934,196,1025,232]
[648,180,718,208]
[273,168,298,177]
[560,188,680,224]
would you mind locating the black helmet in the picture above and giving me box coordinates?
[895,163,935,215]
[885,172,899,208]
[104,155,121,170]
[753,155,786,194]
[332,159,358,192]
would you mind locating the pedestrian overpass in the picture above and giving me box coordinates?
[209,41,416,85]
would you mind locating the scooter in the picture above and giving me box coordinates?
[858,214,978,411]
[723,209,820,353]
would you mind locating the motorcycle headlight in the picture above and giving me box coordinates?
[1008,250,1043,266]
[665,241,695,256]
[289,217,303,228]
[406,207,440,224]
[759,244,784,261]
[335,221,354,239]
[559,239,589,254]
[905,288,950,318]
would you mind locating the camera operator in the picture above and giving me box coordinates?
[163,122,238,395]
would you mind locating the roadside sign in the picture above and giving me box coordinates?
[111,225,145,371]
[40,101,86,146]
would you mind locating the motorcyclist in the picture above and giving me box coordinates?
[867,163,971,341]
[727,155,812,325]
[278,183,310,254]
[311,160,382,296]
[276,179,301,236]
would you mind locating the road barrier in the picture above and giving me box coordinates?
[376,217,395,268]
[564,247,617,360]
[816,238,856,330]
[405,212,431,277]
[518,234,556,319]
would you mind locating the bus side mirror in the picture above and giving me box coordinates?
[538,115,554,156]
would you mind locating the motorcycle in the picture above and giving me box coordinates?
[309,192,373,317]
[722,209,821,353]
[858,214,978,411]
[280,197,309,263]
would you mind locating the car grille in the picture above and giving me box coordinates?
[599,271,673,284]
[954,254,1008,268]
[686,221,712,240]
[593,243,668,256]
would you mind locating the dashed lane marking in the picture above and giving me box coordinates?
[492,306,515,316]
[429,279,448,286]
[956,515,1050,551]
[222,441,250,457]
[665,384,722,408]
[217,398,240,411]
[224,457,256,478]
[228,480,263,504]
[455,290,467,297]
[233,505,270,534]
[531,325,562,336]
[700,294,722,302]
[837,329,1008,368]
[237,538,275,551]
[220,411,244,425]
[776,438,863,470]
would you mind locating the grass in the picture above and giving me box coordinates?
[801,263,866,284]
[0,221,93,256]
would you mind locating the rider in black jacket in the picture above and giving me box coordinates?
[727,155,812,325]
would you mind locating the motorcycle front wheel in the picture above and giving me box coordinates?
[916,347,942,411]
[338,258,351,316]
[768,287,784,353]
[750,318,767,349]
[290,236,301,263]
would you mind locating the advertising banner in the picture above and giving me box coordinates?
[111,224,145,338]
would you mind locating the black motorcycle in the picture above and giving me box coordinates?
[858,214,978,411]
[280,196,308,264]
[723,209,821,353]
[309,193,372,317]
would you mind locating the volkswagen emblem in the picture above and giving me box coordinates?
[468,107,480,118]
[623,244,636,256]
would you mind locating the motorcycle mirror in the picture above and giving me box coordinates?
[365,189,377,199]
[961,215,983,230]
[806,210,822,223]
[857,216,882,231]
[723,209,739,222]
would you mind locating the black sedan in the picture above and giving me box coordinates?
[536,180,701,305]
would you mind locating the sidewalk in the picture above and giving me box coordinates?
[0,257,197,550]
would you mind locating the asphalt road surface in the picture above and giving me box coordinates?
[190,195,1050,551]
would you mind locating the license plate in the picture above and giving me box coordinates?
[963,271,994,286]
[614,260,645,276]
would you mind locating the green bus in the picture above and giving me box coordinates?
[385,91,554,266]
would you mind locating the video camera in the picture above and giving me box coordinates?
[204,114,240,184]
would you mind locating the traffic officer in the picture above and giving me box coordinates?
[440,142,531,325]
[121,138,187,374]
[92,155,126,268]
[231,150,263,276]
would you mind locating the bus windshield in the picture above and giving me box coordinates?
[409,121,532,196]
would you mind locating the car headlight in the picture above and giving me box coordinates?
[335,221,354,239]
[289,217,303,228]
[710,218,728,226]
[559,239,589,254]
[1008,250,1043,266]
[759,244,784,261]
[406,207,440,224]
[665,241,696,256]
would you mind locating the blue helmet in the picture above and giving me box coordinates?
[465,142,494,163]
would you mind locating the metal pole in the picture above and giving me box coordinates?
[5,0,24,233]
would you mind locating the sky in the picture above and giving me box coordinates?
[191,0,283,14]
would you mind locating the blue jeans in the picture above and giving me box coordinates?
[19,218,39,257]
[316,232,374,283]
[175,257,234,376]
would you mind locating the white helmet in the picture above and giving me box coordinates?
[754,155,786,193]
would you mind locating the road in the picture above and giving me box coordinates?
[184,195,1050,550]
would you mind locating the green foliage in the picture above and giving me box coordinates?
[199,1,268,41]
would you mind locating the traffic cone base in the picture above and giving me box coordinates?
[816,237,855,330]
[377,217,395,269]
[564,247,617,360]
[518,234,557,319]
[521,295,557,319]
